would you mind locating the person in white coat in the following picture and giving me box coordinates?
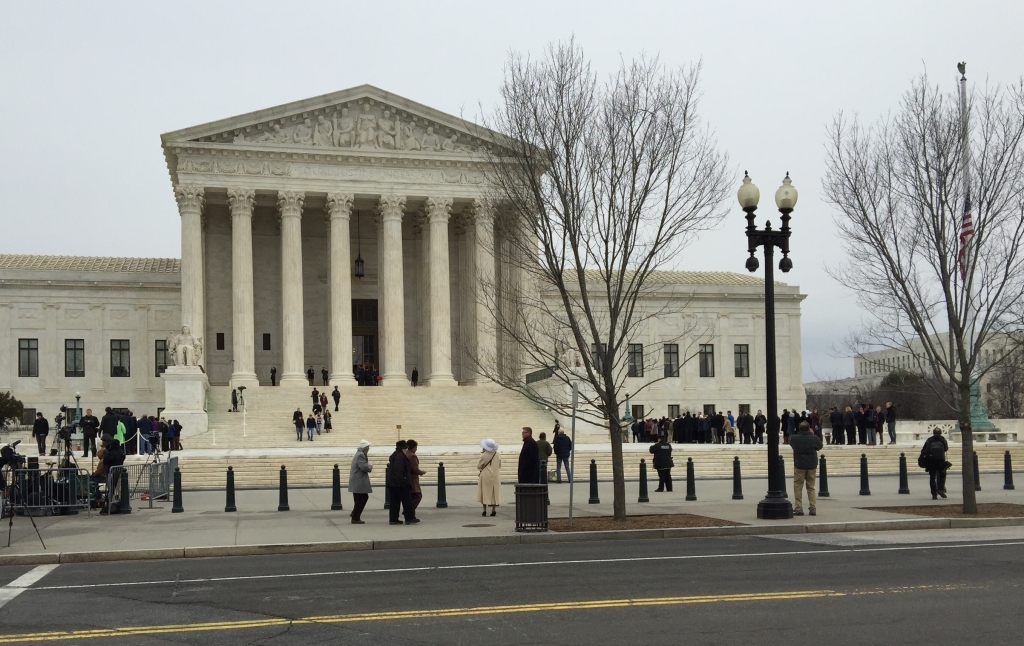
[477,438,502,517]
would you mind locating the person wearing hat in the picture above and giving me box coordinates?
[348,440,373,523]
[477,438,502,516]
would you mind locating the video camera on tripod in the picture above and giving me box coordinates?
[0,440,27,489]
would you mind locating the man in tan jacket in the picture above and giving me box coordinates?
[404,439,426,512]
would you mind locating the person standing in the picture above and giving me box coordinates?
[411,367,419,387]
[885,402,897,444]
[231,389,238,413]
[387,440,418,525]
[310,388,320,408]
[404,439,426,513]
[305,414,316,441]
[292,408,303,441]
[321,367,329,386]
[323,410,332,433]
[32,412,49,456]
[828,407,843,445]
[790,421,823,516]
[810,409,822,440]
[314,411,323,436]
[307,366,315,386]
[332,386,341,412]
[537,432,553,483]
[722,415,735,444]
[348,440,372,524]
[649,435,674,492]
[518,427,540,484]
[874,405,886,446]
[171,420,182,450]
[477,438,502,516]
[843,406,857,446]
[270,366,277,386]
[919,428,949,499]
[865,405,878,445]
[80,408,100,458]
[754,410,767,444]
[552,427,572,483]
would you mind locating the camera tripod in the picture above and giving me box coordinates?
[2,465,47,549]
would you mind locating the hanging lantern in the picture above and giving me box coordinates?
[354,211,365,279]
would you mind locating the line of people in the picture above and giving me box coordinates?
[824,403,897,446]
[29,406,181,458]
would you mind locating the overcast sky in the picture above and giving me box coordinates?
[2,1,1022,380]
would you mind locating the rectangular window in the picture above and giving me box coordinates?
[663,343,679,377]
[216,332,225,351]
[18,338,39,377]
[65,339,85,377]
[631,405,645,421]
[262,333,271,351]
[738,404,751,415]
[591,343,607,374]
[627,344,644,377]
[699,344,715,377]
[734,344,750,377]
[110,339,130,377]
[20,408,36,426]
[668,404,680,418]
[155,339,169,377]
[703,404,716,416]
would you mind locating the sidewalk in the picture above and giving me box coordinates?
[2,471,1022,565]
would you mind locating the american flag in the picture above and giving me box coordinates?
[958,193,974,278]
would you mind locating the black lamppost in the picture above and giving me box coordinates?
[739,171,798,520]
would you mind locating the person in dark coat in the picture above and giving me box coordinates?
[121,410,138,455]
[828,407,843,445]
[854,406,868,444]
[307,366,315,385]
[649,435,674,492]
[738,411,755,444]
[332,386,341,411]
[754,410,767,444]
[32,412,49,456]
[843,406,857,446]
[885,402,897,444]
[305,414,316,441]
[919,428,949,499]
[270,366,277,386]
[789,421,823,515]
[292,408,303,441]
[100,407,119,439]
[231,389,238,412]
[411,367,419,387]
[321,367,329,386]
[518,427,540,484]
[672,415,684,444]
[387,440,418,525]
[80,408,100,458]
[552,428,572,482]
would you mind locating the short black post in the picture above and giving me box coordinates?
[540,460,550,506]
[171,467,184,513]
[278,465,290,511]
[1005,451,1015,490]
[588,459,600,504]
[859,454,871,495]
[436,462,449,508]
[331,464,343,511]
[817,455,830,497]
[778,456,788,499]
[119,469,132,514]
[685,457,696,501]
[973,451,981,491]
[638,459,649,503]
[225,466,237,512]
[898,453,910,494]
[732,456,743,500]
[384,463,391,509]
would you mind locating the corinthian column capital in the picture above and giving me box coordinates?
[469,198,494,225]
[227,188,256,215]
[174,184,205,214]
[377,195,407,222]
[325,193,354,222]
[277,190,305,218]
[424,197,453,224]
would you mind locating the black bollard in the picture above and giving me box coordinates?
[278,465,290,511]
[225,466,237,512]
[898,453,910,495]
[779,456,788,499]
[171,467,184,513]
[685,457,696,501]
[588,459,600,504]
[331,464,343,511]
[973,451,981,492]
[638,459,649,503]
[436,462,448,508]
[859,454,871,495]
[732,456,743,500]
[818,455,830,498]
[1005,451,1015,490]
[119,469,132,514]
[384,463,391,509]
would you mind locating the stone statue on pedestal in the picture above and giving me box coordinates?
[169,325,204,367]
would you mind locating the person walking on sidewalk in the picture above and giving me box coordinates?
[348,440,372,524]
[387,440,418,525]
[477,438,502,516]
[518,427,540,484]
[404,439,426,513]
[919,428,949,499]
[552,427,573,482]
[790,421,823,516]
[649,435,674,492]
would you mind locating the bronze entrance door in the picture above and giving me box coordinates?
[352,299,378,383]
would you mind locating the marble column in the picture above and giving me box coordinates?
[425,197,457,386]
[326,193,357,386]
[228,189,258,387]
[278,190,306,385]
[174,184,205,364]
[470,200,496,384]
[377,195,408,386]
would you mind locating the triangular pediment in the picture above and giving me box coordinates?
[161,84,502,156]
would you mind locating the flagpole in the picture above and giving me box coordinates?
[958,62,972,283]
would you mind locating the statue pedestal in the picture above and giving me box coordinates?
[161,366,209,437]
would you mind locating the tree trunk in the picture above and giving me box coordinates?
[608,414,626,521]
[958,384,978,514]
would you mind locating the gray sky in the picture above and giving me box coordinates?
[2,1,1022,380]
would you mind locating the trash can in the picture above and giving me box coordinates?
[514,483,548,532]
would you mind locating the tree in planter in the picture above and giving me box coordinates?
[0,391,25,433]
[469,41,730,520]
[824,66,1024,513]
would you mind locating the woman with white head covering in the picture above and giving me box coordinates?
[477,438,502,516]
[348,440,372,524]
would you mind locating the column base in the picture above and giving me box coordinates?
[230,373,260,389]
[329,373,358,387]
[756,495,793,520]
[380,374,410,387]
[279,374,308,386]
[427,375,459,387]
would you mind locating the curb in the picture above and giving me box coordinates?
[2,516,1022,567]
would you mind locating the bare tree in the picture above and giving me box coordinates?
[823,68,1024,513]
[986,336,1024,418]
[468,41,730,520]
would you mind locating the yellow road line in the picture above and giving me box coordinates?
[0,585,962,643]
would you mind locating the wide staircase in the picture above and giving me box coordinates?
[192,384,559,450]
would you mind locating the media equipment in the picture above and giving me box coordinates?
[1,440,46,548]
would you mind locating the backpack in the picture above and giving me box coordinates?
[928,440,945,462]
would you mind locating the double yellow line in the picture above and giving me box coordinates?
[0,585,959,643]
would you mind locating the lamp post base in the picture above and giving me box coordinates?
[756,496,793,520]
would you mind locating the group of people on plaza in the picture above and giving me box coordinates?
[346,438,425,525]
[637,410,768,445]
[823,403,897,445]
[28,406,182,458]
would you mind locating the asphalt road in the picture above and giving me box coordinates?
[1,532,1022,645]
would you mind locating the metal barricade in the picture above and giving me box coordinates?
[105,457,177,512]
[147,457,176,508]
[7,467,92,516]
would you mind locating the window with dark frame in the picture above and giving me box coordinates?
[65,339,85,377]
[631,405,645,421]
[263,333,271,351]
[18,338,38,377]
[110,339,130,377]
[738,404,751,415]
[668,404,680,418]
[663,343,679,377]
[699,344,715,378]
[734,344,750,377]
[155,339,169,377]
[216,332,225,351]
[627,344,644,377]
[591,343,607,374]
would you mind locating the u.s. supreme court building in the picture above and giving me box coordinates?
[0,86,806,441]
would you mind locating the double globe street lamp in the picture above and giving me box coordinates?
[737,171,798,520]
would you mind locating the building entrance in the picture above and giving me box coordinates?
[352,299,378,385]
